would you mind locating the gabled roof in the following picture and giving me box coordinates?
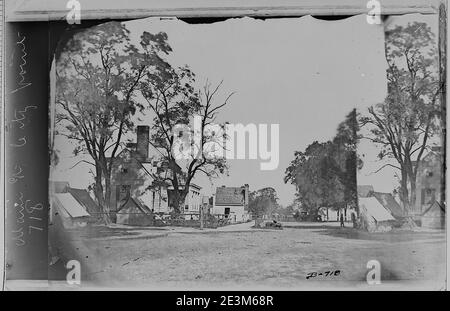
[359,197,395,222]
[117,195,152,214]
[422,148,442,161]
[167,183,202,191]
[190,183,202,190]
[215,187,245,206]
[422,201,445,216]
[67,188,101,215]
[371,192,405,218]
[53,193,90,218]
[132,198,152,214]
[357,185,374,198]
[141,163,157,176]
[112,148,153,164]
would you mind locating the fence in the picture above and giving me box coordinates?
[85,211,234,228]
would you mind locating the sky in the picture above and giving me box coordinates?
[53,13,438,206]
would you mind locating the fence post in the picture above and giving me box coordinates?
[200,205,204,230]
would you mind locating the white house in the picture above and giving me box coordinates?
[212,185,250,223]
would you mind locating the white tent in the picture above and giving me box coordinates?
[359,197,395,221]
[359,197,395,232]
[54,193,90,218]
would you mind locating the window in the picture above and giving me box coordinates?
[422,188,436,204]
[116,185,131,206]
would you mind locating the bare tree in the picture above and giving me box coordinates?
[139,50,233,213]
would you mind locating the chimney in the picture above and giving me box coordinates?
[136,125,149,161]
[244,184,249,206]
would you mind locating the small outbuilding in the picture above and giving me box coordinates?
[116,197,154,226]
[212,185,251,223]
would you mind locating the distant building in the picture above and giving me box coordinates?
[319,206,357,222]
[110,125,203,221]
[413,147,444,218]
[421,201,445,229]
[212,185,250,223]
[357,146,445,229]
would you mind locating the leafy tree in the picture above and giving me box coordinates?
[330,109,361,212]
[55,23,168,223]
[248,187,279,218]
[276,203,296,217]
[360,22,443,211]
[284,110,360,215]
[284,141,345,213]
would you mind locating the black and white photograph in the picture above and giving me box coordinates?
[0,0,448,294]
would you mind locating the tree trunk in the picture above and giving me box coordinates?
[169,170,190,215]
[399,168,410,213]
[94,164,109,224]
[103,169,112,225]
[409,175,417,212]
[171,173,181,214]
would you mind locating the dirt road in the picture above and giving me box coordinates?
[49,222,446,290]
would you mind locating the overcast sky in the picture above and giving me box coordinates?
[126,14,387,206]
[53,13,438,206]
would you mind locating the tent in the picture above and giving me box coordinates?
[421,201,445,229]
[116,197,154,226]
[371,192,405,219]
[67,188,102,220]
[358,197,395,232]
[52,193,91,228]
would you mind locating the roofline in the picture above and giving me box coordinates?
[167,183,202,190]
[421,201,446,216]
[190,183,202,190]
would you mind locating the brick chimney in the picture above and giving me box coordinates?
[136,125,149,161]
[243,184,249,206]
